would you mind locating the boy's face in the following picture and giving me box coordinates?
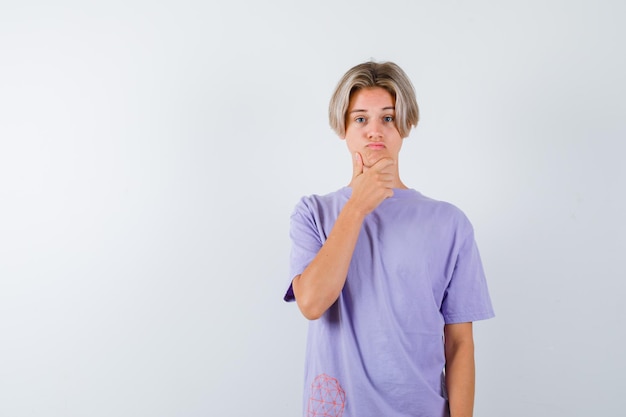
[342,87,403,168]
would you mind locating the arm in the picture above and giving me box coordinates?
[292,153,395,320]
[444,322,475,417]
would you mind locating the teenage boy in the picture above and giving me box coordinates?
[285,61,494,417]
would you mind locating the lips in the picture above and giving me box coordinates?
[367,143,386,150]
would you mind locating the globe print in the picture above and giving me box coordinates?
[307,374,346,417]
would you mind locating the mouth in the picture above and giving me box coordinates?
[367,143,386,150]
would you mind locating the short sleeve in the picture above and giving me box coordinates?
[284,198,324,302]
[441,225,495,324]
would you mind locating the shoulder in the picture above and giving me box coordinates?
[403,189,469,217]
[292,188,349,215]
[404,190,474,233]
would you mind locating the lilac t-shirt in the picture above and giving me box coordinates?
[285,187,494,417]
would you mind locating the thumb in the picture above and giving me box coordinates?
[352,152,363,179]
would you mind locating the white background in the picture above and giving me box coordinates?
[1,1,624,416]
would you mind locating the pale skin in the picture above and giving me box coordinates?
[291,87,476,416]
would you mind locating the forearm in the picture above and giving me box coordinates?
[292,201,365,320]
[445,325,476,417]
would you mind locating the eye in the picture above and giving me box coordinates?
[355,116,366,124]
[383,115,394,122]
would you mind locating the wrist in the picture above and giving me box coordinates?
[342,199,369,221]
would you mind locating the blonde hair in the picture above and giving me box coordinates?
[328,61,419,138]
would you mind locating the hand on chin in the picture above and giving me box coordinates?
[362,150,390,169]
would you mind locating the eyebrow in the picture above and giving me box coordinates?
[349,106,395,114]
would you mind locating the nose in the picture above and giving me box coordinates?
[367,119,383,140]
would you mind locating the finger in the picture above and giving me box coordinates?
[352,152,363,178]
[371,157,395,171]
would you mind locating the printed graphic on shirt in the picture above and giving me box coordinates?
[307,374,346,417]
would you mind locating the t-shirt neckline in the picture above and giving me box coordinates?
[340,186,420,199]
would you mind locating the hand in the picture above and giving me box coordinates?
[348,152,395,216]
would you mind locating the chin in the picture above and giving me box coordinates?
[364,153,389,167]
